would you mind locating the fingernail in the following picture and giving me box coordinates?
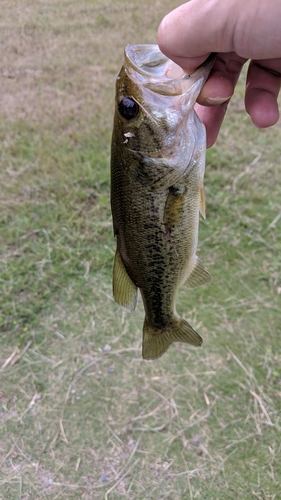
[204,96,232,105]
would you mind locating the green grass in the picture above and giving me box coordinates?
[1,1,281,499]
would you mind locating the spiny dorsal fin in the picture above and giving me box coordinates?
[199,186,206,219]
[113,249,138,312]
[185,255,212,289]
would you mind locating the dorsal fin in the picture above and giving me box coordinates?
[199,186,206,219]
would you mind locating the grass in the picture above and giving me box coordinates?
[1,0,281,499]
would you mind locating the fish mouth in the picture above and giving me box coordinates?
[124,44,215,96]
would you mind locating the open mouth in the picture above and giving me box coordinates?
[125,44,183,79]
[124,44,215,96]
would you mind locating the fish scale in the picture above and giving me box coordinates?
[111,44,215,360]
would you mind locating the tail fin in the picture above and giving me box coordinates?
[142,316,202,360]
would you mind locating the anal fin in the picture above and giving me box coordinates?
[185,255,212,289]
[113,249,138,312]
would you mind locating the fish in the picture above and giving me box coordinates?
[110,44,214,360]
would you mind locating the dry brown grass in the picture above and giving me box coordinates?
[0,0,179,135]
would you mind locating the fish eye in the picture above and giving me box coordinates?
[118,97,139,120]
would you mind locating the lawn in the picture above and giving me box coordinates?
[1,1,281,499]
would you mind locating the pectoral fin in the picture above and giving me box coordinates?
[164,185,186,234]
[184,255,212,289]
[113,249,138,312]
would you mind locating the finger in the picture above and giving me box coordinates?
[195,54,246,147]
[197,53,245,105]
[195,101,229,148]
[158,0,281,74]
[245,60,281,127]
[158,0,235,73]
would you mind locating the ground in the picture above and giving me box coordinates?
[1,1,281,499]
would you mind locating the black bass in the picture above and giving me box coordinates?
[111,44,214,360]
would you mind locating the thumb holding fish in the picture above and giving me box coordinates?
[158,0,281,147]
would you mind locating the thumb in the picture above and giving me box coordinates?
[158,0,281,72]
[157,0,236,72]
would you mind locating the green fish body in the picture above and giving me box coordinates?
[111,44,214,359]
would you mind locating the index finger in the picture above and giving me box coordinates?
[197,53,245,105]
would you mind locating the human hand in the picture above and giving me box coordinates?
[158,0,281,147]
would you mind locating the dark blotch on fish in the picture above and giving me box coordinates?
[111,44,215,360]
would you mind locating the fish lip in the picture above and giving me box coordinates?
[124,44,169,77]
[124,44,216,95]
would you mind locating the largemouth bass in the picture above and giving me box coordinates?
[111,44,214,360]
